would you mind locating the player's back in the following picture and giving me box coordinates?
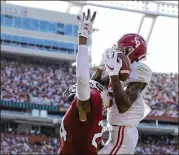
[59,88,103,155]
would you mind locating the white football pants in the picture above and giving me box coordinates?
[98,125,138,155]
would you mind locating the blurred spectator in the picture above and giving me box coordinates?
[135,144,178,154]
[135,135,178,154]
[0,132,58,155]
[1,57,178,118]
[1,132,178,154]
[144,73,178,118]
[1,57,76,109]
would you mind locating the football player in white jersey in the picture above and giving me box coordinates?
[93,33,153,154]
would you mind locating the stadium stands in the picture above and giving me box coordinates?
[135,144,178,154]
[1,57,76,111]
[1,57,178,118]
[0,132,58,154]
[1,131,178,154]
[145,73,178,118]
[135,135,178,154]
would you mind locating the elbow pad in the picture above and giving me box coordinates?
[76,45,90,84]
[76,45,90,101]
[76,79,90,101]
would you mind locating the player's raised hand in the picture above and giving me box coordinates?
[77,9,99,39]
[104,47,123,77]
[98,44,118,71]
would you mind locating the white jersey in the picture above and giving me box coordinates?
[107,61,152,126]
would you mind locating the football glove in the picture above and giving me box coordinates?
[77,9,98,39]
[104,49,123,77]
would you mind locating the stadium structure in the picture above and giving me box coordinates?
[0,1,178,154]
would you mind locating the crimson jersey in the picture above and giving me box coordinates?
[59,88,103,155]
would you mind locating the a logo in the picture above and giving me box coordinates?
[84,23,89,30]
[135,37,140,48]
[106,64,114,70]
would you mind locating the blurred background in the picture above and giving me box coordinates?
[0,1,178,154]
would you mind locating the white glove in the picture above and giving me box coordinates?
[104,49,123,77]
[77,9,99,39]
[98,45,117,70]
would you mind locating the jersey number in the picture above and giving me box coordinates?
[60,118,67,141]
[92,120,104,148]
[60,119,104,148]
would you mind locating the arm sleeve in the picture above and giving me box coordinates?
[76,45,90,101]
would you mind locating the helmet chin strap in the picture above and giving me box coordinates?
[124,47,135,63]
[126,47,135,56]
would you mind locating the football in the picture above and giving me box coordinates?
[117,52,131,81]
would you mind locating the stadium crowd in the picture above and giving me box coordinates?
[144,72,178,118]
[1,57,76,109]
[1,57,178,118]
[1,131,178,155]
[135,135,178,154]
[0,132,58,155]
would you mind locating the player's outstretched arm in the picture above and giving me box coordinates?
[104,50,146,113]
[76,36,90,121]
[91,68,103,82]
[76,9,98,121]
[91,49,110,86]
[110,76,146,113]
[91,68,109,86]
[110,62,152,113]
[91,51,105,82]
